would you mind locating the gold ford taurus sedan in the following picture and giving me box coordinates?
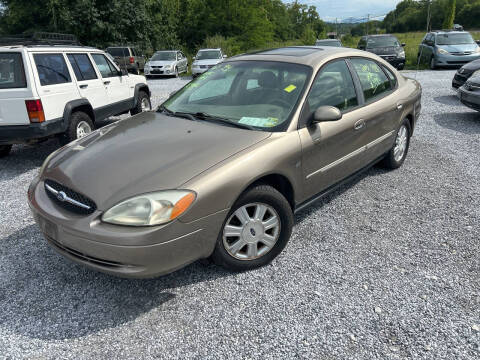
[28,46,422,278]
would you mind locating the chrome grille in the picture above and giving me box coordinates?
[44,179,96,215]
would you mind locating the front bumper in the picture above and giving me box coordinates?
[458,86,480,111]
[435,53,480,67]
[452,72,472,89]
[379,56,405,69]
[145,68,174,76]
[28,177,229,278]
[0,118,64,145]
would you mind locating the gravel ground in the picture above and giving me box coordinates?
[0,72,479,359]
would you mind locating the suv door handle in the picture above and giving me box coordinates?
[104,81,111,85]
[354,119,365,131]
[79,84,88,89]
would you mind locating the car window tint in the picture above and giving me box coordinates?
[67,54,97,81]
[34,53,71,86]
[0,52,26,89]
[382,66,397,88]
[91,54,117,78]
[351,58,392,102]
[306,60,358,113]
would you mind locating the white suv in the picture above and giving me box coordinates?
[0,44,151,157]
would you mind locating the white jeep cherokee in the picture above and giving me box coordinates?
[0,44,151,157]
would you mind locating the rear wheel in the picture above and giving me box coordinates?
[0,144,12,158]
[59,111,94,145]
[381,119,411,169]
[130,91,151,115]
[212,185,293,272]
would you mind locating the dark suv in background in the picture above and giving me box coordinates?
[106,46,146,74]
[358,34,406,70]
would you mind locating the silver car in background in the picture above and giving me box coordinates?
[191,48,226,77]
[144,50,188,78]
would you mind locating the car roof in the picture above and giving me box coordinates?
[316,39,340,42]
[226,46,370,67]
[198,48,221,51]
[431,30,469,35]
[0,45,100,52]
[364,34,397,38]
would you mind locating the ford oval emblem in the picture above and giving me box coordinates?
[56,191,67,202]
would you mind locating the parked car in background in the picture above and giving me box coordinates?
[357,34,406,70]
[191,48,226,77]
[29,46,422,278]
[144,50,188,78]
[0,39,151,157]
[453,24,464,31]
[418,30,480,69]
[315,39,343,47]
[458,74,480,111]
[105,46,146,74]
[452,59,480,90]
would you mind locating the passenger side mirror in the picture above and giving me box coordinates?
[312,106,342,123]
[118,69,127,76]
[359,46,365,50]
[401,43,406,47]
[426,40,434,46]
[223,54,227,58]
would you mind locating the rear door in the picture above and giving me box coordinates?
[67,53,108,111]
[0,51,32,125]
[30,52,79,122]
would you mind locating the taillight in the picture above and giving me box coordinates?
[129,56,134,64]
[25,99,45,123]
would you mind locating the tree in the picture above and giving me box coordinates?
[443,0,456,29]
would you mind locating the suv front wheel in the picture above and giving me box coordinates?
[131,91,151,115]
[59,111,94,145]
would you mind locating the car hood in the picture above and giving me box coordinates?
[43,112,271,210]
[147,60,176,67]
[367,47,400,55]
[193,59,223,66]
[437,44,479,53]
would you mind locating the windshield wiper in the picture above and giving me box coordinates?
[158,106,198,121]
[194,112,255,130]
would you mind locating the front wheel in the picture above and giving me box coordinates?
[130,91,151,115]
[430,57,437,70]
[211,185,294,272]
[380,119,411,169]
[174,67,179,78]
[0,144,12,158]
[59,111,94,145]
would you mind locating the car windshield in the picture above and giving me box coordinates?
[161,61,311,131]
[0,53,26,89]
[436,33,474,45]
[367,37,400,48]
[106,48,128,57]
[316,41,341,47]
[151,52,177,61]
[196,50,222,60]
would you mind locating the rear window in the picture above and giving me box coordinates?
[106,48,129,57]
[34,53,71,86]
[0,53,27,89]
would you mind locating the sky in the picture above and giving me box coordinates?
[293,0,402,22]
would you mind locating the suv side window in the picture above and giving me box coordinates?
[91,54,118,78]
[33,53,71,86]
[305,60,358,114]
[67,54,97,81]
[350,58,392,102]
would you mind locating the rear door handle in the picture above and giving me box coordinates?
[103,81,111,85]
[79,84,88,89]
[354,119,365,131]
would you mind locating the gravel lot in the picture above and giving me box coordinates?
[0,72,479,359]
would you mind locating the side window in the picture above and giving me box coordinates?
[91,54,117,78]
[33,53,71,86]
[351,58,392,102]
[67,54,97,81]
[0,53,26,89]
[382,65,397,89]
[305,60,358,114]
[131,48,136,56]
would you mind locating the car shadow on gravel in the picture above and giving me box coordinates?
[433,95,463,107]
[434,112,480,134]
[0,224,231,341]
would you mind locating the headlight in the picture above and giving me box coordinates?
[398,50,405,58]
[475,47,480,53]
[472,69,480,77]
[437,48,449,55]
[102,190,196,226]
[164,65,171,69]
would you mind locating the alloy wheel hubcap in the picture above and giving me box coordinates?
[76,121,92,139]
[223,203,281,261]
[141,98,151,112]
[393,125,408,162]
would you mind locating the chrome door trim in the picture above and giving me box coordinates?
[306,130,394,179]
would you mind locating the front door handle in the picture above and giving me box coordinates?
[79,84,88,89]
[354,119,365,131]
[104,80,111,85]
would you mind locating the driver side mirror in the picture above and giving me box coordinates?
[312,106,342,124]
[401,43,406,47]
[223,54,227,58]
[118,69,128,76]
[359,45,365,50]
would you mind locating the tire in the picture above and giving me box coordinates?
[59,111,94,145]
[0,144,12,158]
[174,67,179,78]
[211,185,294,272]
[130,91,151,116]
[380,118,411,170]
[430,57,437,70]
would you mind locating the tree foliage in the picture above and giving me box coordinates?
[0,0,327,56]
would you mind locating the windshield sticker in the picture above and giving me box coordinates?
[284,84,297,93]
[239,117,279,127]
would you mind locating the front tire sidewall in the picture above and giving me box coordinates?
[212,185,294,272]
[382,119,411,169]
[60,112,94,145]
[131,91,151,115]
[430,57,436,70]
